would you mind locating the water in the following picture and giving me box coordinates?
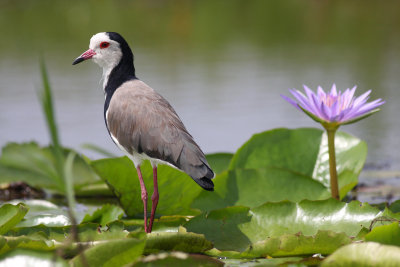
[1,1,400,174]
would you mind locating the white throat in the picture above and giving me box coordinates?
[89,32,123,91]
[101,65,114,90]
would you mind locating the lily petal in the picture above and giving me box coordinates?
[283,85,384,126]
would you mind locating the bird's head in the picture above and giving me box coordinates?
[73,32,133,70]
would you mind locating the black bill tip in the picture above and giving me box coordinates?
[72,57,85,65]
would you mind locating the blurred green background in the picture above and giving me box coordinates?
[0,0,399,171]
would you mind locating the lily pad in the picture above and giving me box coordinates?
[389,200,400,213]
[185,199,400,255]
[205,153,233,174]
[123,215,189,233]
[132,252,224,267]
[192,168,330,212]
[220,257,305,267]
[321,242,400,267]
[206,230,351,258]
[228,128,367,199]
[0,236,56,256]
[247,230,351,257]
[81,204,124,226]
[90,128,367,217]
[70,238,145,267]
[0,142,102,195]
[0,249,67,267]
[91,157,202,217]
[6,200,70,228]
[364,222,400,246]
[5,222,128,243]
[143,231,213,254]
[0,203,28,235]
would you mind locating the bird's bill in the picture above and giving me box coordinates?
[72,49,96,65]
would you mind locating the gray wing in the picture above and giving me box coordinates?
[106,80,214,190]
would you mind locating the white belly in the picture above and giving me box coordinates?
[110,131,178,170]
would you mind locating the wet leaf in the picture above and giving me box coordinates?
[0,249,67,267]
[5,222,128,242]
[228,128,367,199]
[0,236,56,256]
[131,252,224,267]
[220,257,305,267]
[150,216,190,233]
[0,142,102,195]
[207,230,351,258]
[143,231,213,254]
[244,230,351,257]
[70,238,145,267]
[0,203,28,235]
[364,222,400,246]
[192,168,330,212]
[186,206,251,251]
[123,215,189,233]
[6,200,70,228]
[321,242,400,267]
[229,128,322,172]
[81,204,124,226]
[186,199,400,255]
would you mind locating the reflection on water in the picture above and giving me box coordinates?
[1,1,400,173]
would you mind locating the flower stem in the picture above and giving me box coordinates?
[326,128,339,200]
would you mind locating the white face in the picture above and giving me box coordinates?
[89,32,123,70]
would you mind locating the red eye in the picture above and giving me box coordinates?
[100,42,110,49]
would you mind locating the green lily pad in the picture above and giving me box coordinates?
[364,222,400,246]
[229,128,322,172]
[0,142,102,195]
[207,230,351,258]
[186,206,251,251]
[228,128,367,199]
[0,203,28,235]
[389,200,400,213]
[132,252,224,267]
[0,249,67,267]
[90,156,143,217]
[122,215,189,233]
[90,128,366,217]
[90,152,238,217]
[245,230,351,257]
[192,168,330,212]
[220,257,306,267]
[0,236,56,256]
[6,200,70,228]
[5,222,128,243]
[321,242,400,267]
[205,153,233,174]
[81,204,124,226]
[70,238,145,267]
[91,157,202,217]
[143,231,213,254]
[185,199,399,255]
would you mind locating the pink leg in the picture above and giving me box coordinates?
[148,166,159,233]
[136,166,149,233]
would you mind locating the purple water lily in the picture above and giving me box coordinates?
[282,84,385,200]
[282,84,385,125]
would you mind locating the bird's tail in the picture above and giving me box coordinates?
[170,133,215,191]
[191,161,215,191]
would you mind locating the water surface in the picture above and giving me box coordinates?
[1,1,399,173]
